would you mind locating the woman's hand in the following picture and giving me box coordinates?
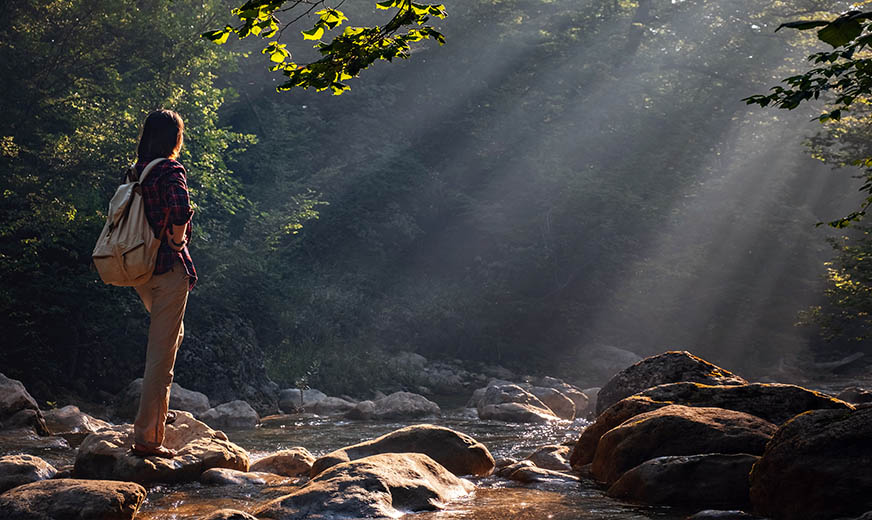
[167,224,188,251]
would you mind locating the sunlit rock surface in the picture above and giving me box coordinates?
[73,411,249,485]
[258,453,473,520]
[837,386,872,404]
[200,509,260,520]
[251,448,315,477]
[534,377,591,417]
[44,404,112,434]
[477,384,561,423]
[571,382,852,467]
[0,372,49,435]
[346,391,440,421]
[0,454,56,493]
[591,404,775,484]
[607,453,758,508]
[750,406,872,520]
[0,479,146,520]
[596,351,748,415]
[528,387,575,420]
[200,467,290,486]
[115,378,211,420]
[525,445,572,471]
[310,424,494,478]
[200,400,260,430]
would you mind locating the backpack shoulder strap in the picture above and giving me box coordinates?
[138,158,168,183]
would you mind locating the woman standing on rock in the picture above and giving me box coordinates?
[129,109,197,458]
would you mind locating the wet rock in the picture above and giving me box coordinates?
[596,351,747,415]
[607,453,758,508]
[116,378,210,420]
[685,511,759,520]
[307,396,356,415]
[345,391,440,420]
[591,405,775,484]
[526,445,572,471]
[258,453,473,520]
[529,387,575,420]
[0,428,69,452]
[200,509,260,520]
[311,424,494,478]
[496,459,535,477]
[533,378,591,418]
[571,382,851,467]
[44,405,112,434]
[0,479,145,520]
[507,465,580,484]
[278,389,327,413]
[0,454,56,493]
[200,467,289,486]
[838,386,872,404]
[251,448,315,477]
[749,406,872,520]
[477,384,561,423]
[0,373,49,435]
[73,411,249,485]
[200,400,259,429]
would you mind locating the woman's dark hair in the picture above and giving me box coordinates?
[136,109,184,162]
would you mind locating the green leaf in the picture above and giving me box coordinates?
[775,20,830,32]
[201,29,230,45]
[818,19,863,48]
[302,26,325,40]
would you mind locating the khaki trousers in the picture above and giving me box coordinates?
[132,262,189,448]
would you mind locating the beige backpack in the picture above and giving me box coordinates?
[92,158,168,286]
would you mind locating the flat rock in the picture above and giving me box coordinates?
[201,509,260,520]
[200,467,290,486]
[310,424,494,478]
[525,445,571,471]
[571,382,851,467]
[607,453,758,508]
[0,373,48,435]
[199,400,259,429]
[251,448,315,477]
[44,405,112,434]
[596,351,747,415]
[0,479,145,520]
[116,379,210,420]
[591,404,775,484]
[0,454,56,493]
[73,411,249,485]
[749,406,872,520]
[258,453,473,520]
[345,391,440,420]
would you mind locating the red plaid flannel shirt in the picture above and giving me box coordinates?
[130,158,197,289]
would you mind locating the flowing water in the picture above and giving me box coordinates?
[3,407,686,519]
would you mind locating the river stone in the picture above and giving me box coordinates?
[477,384,561,423]
[199,400,259,429]
[116,378,210,420]
[201,509,260,520]
[44,405,112,434]
[307,396,356,415]
[607,453,758,508]
[525,445,572,471]
[591,405,775,484]
[251,448,315,477]
[346,391,440,420]
[571,382,851,467]
[749,406,872,520]
[508,465,580,484]
[0,373,49,435]
[0,454,57,493]
[310,424,494,478]
[73,411,249,485]
[529,387,575,420]
[200,468,289,486]
[838,386,872,404]
[596,351,747,415]
[0,479,146,520]
[278,389,327,413]
[258,453,473,520]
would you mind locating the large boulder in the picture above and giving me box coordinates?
[251,448,315,477]
[307,396,356,415]
[73,411,249,485]
[838,386,872,404]
[278,388,327,413]
[607,453,758,508]
[528,387,575,420]
[44,405,112,434]
[0,479,146,520]
[199,400,259,430]
[258,453,473,520]
[591,405,775,484]
[596,351,747,415]
[571,382,852,467]
[0,373,49,435]
[535,377,592,417]
[525,445,571,471]
[310,424,494,478]
[477,384,561,423]
[346,392,440,420]
[115,378,210,420]
[0,454,57,493]
[749,406,872,520]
